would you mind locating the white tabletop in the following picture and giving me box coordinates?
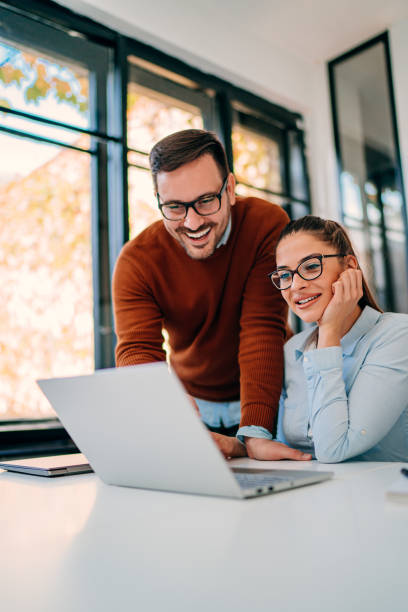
[1,459,407,612]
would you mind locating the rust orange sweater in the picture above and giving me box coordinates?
[112,196,289,432]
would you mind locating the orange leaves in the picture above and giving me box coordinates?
[0,98,11,110]
[0,49,89,114]
[0,139,93,418]
[0,63,25,85]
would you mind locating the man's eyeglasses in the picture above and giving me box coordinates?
[157,175,228,221]
[268,254,347,290]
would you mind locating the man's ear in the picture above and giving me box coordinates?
[345,254,359,269]
[227,172,236,206]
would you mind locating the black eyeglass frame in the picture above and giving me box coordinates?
[157,175,229,220]
[268,253,347,290]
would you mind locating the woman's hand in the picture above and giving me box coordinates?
[317,268,363,348]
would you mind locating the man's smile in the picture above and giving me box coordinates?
[177,224,214,245]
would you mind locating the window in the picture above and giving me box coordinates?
[0,1,310,457]
[232,106,310,218]
[126,61,211,239]
[329,33,408,313]
[0,4,115,455]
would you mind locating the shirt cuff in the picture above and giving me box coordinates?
[303,346,343,373]
[236,425,273,444]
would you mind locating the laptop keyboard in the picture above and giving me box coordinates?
[233,470,294,489]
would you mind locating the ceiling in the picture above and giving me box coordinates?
[239,0,408,62]
[58,0,408,64]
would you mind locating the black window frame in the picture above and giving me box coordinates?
[0,0,311,458]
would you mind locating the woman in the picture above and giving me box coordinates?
[270,215,408,463]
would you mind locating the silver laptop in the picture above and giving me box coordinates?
[0,453,92,477]
[37,363,332,499]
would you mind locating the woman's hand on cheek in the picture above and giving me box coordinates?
[317,269,363,347]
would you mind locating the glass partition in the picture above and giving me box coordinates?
[329,34,408,312]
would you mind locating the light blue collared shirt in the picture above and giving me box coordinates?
[217,215,231,248]
[195,396,271,442]
[276,306,408,463]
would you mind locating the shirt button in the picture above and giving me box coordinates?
[304,357,309,362]
[361,429,366,435]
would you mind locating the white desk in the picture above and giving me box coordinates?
[1,459,407,612]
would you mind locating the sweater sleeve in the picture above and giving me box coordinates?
[112,249,166,366]
[238,210,289,432]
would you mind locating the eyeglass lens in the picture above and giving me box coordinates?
[272,257,322,289]
[161,194,220,220]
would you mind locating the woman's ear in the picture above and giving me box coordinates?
[345,254,359,269]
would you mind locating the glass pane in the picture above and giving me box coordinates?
[128,166,161,239]
[127,149,150,170]
[127,81,203,154]
[291,202,309,219]
[0,110,91,148]
[235,182,285,206]
[368,225,387,308]
[0,39,90,129]
[382,187,404,231]
[289,131,308,201]
[340,171,364,221]
[386,230,408,313]
[346,223,386,310]
[332,40,408,312]
[232,124,283,193]
[0,133,94,420]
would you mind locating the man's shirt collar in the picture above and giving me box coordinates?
[216,215,232,248]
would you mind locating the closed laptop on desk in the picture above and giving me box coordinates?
[37,363,332,499]
[0,454,92,477]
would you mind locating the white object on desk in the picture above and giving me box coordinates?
[386,472,408,503]
[0,453,92,477]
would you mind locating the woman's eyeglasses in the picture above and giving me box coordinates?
[268,254,346,290]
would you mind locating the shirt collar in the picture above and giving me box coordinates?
[294,306,381,360]
[216,215,232,248]
[295,328,317,361]
[340,305,381,355]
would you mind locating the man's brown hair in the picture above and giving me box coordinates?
[149,129,230,191]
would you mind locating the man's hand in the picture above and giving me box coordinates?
[245,437,312,461]
[211,432,247,459]
[187,396,246,458]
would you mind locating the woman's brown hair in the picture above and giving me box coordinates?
[276,215,383,312]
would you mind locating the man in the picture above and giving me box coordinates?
[113,129,310,461]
